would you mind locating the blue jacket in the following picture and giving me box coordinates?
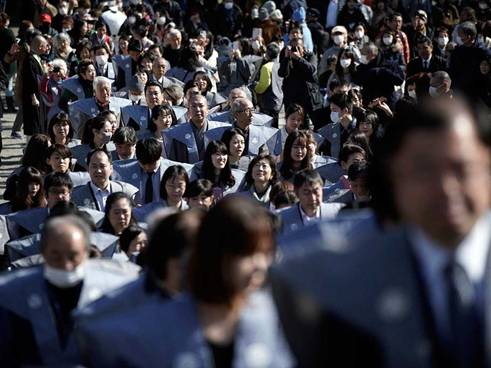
[75,290,295,367]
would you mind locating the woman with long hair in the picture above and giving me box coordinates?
[191,140,244,200]
[10,166,47,213]
[99,192,137,236]
[279,130,311,181]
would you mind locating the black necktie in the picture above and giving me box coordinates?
[145,172,153,204]
[443,260,484,368]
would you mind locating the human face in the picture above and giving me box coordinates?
[155,111,173,131]
[188,194,213,210]
[169,34,181,49]
[358,121,373,137]
[88,151,113,189]
[127,232,148,255]
[108,198,132,234]
[93,121,113,147]
[115,142,136,160]
[389,16,402,31]
[229,89,246,103]
[417,43,432,59]
[42,223,88,271]
[190,97,208,126]
[211,151,228,170]
[28,182,40,198]
[341,152,366,172]
[47,185,71,208]
[350,177,370,200]
[82,64,96,81]
[106,113,119,133]
[48,152,70,173]
[165,176,187,205]
[480,60,490,75]
[252,159,272,184]
[285,111,303,133]
[95,83,111,105]
[194,75,208,92]
[52,120,70,143]
[290,138,307,162]
[119,39,129,54]
[296,182,323,215]
[229,250,273,295]
[390,118,491,247]
[152,59,166,77]
[229,134,245,159]
[146,86,163,108]
[235,103,254,127]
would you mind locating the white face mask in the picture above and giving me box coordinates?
[58,6,69,16]
[429,85,440,97]
[383,36,393,45]
[251,8,259,18]
[330,111,340,123]
[408,90,417,99]
[129,94,141,102]
[95,55,108,66]
[437,36,449,47]
[333,35,344,45]
[355,30,364,39]
[251,40,261,51]
[44,263,85,288]
[340,58,352,68]
[224,2,234,9]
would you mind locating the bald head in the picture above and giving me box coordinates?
[31,35,49,56]
[228,88,247,104]
[41,215,91,271]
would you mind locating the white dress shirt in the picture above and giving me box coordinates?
[411,214,491,340]
[90,182,111,211]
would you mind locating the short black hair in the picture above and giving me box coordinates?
[119,225,146,253]
[339,144,366,164]
[136,137,163,165]
[293,169,323,190]
[44,172,73,193]
[113,126,137,145]
[144,80,163,94]
[330,92,353,112]
[184,178,213,198]
[86,148,112,166]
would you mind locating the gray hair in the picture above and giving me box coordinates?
[52,32,71,51]
[230,97,252,116]
[431,71,452,86]
[51,58,68,74]
[40,215,91,252]
[93,76,112,91]
[167,28,181,38]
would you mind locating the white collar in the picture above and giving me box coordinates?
[411,214,491,283]
[90,181,111,193]
[299,203,321,223]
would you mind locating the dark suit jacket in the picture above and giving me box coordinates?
[406,55,447,78]
[272,224,491,368]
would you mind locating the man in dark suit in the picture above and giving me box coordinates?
[406,37,447,78]
[272,97,491,368]
[22,34,48,137]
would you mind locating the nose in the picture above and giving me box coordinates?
[60,259,76,272]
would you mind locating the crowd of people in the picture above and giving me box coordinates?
[0,0,490,366]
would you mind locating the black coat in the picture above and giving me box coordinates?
[21,54,45,135]
[406,55,447,78]
[278,50,322,114]
[353,56,404,107]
